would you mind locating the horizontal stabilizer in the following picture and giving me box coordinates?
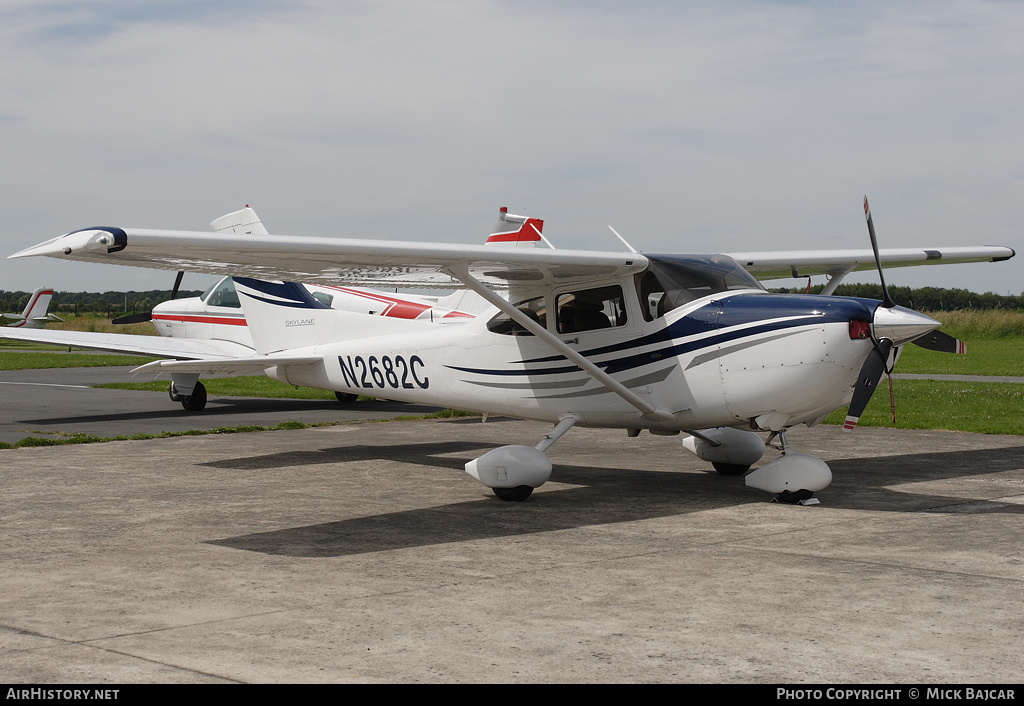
[132,355,321,378]
[0,327,254,359]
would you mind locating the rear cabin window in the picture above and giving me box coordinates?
[486,295,547,336]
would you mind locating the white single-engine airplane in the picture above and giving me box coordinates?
[7,198,1014,502]
[1,287,63,328]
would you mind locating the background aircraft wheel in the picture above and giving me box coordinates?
[180,381,207,412]
[335,391,358,404]
[168,382,181,402]
[493,485,534,502]
[713,462,750,476]
[774,489,814,504]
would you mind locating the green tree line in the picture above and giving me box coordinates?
[766,284,1024,310]
[0,290,205,316]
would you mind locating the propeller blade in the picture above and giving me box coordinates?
[170,271,185,300]
[864,196,896,309]
[911,329,966,354]
[844,337,894,431]
[111,312,153,325]
[115,271,184,324]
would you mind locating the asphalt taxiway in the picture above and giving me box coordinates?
[1,367,1022,683]
[0,366,443,445]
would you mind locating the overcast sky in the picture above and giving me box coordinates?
[1,0,1021,297]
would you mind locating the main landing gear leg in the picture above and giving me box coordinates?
[170,380,207,412]
[744,430,831,505]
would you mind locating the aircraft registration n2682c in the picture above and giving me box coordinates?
[8,199,1015,503]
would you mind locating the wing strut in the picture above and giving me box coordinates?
[446,265,675,423]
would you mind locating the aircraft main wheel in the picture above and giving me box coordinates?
[168,383,181,402]
[180,381,207,412]
[713,462,750,476]
[774,489,814,504]
[335,392,358,404]
[493,485,534,502]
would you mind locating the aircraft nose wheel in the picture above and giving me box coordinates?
[178,381,207,412]
[772,489,816,505]
[493,485,534,502]
[712,462,750,476]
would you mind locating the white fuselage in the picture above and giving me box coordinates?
[254,284,876,433]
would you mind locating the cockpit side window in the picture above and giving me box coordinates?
[635,271,666,322]
[486,295,547,336]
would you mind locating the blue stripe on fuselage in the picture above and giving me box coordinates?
[446,293,876,378]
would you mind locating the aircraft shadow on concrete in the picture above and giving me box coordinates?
[206,441,1024,558]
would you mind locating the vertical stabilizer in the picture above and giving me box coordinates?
[233,278,333,354]
[485,207,545,247]
[210,206,269,235]
[2,287,60,328]
[233,277,436,355]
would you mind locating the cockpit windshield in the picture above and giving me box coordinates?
[200,277,241,308]
[635,255,764,321]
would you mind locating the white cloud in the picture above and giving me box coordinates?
[0,0,1020,294]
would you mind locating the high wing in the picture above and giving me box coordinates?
[11,227,1013,292]
[725,247,1015,281]
[10,228,650,289]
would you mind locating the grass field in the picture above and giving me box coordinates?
[822,379,1023,435]
[98,375,341,400]
[0,351,160,370]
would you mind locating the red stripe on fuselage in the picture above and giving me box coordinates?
[152,314,248,326]
[317,285,434,319]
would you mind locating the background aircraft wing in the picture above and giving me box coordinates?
[10,228,650,290]
[0,327,254,359]
[725,246,1015,281]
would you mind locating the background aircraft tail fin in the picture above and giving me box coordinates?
[210,205,269,235]
[485,207,545,247]
[5,287,61,328]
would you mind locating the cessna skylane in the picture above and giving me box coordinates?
[7,198,1014,502]
[1,287,63,328]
